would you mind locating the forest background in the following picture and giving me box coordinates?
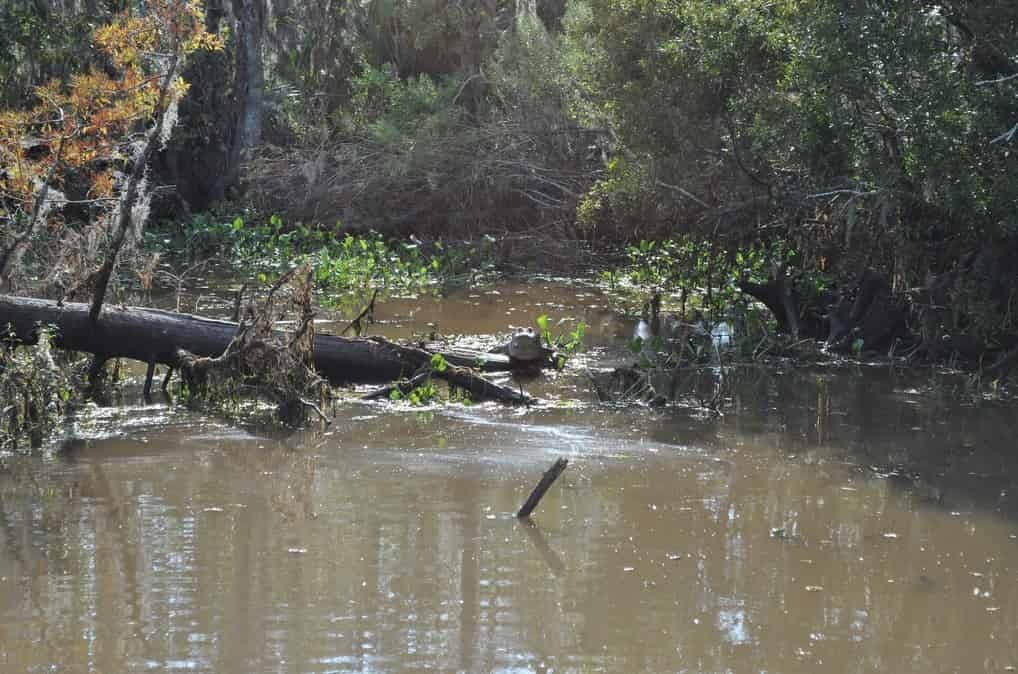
[2,0,1017,368]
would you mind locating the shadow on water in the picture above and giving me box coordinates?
[705,365,1018,521]
[518,518,566,576]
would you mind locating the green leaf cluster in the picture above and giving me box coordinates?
[565,0,1018,263]
[536,313,587,369]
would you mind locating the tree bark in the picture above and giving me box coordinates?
[233,0,265,150]
[219,0,265,195]
[739,274,803,338]
[0,295,533,404]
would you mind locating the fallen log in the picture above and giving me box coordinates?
[362,338,536,405]
[362,371,433,401]
[420,342,513,370]
[0,295,532,404]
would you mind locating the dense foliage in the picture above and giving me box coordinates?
[2,0,1017,365]
[568,0,1017,352]
[569,0,1017,252]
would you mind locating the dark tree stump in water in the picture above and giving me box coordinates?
[827,270,909,352]
[741,269,910,352]
[739,272,826,341]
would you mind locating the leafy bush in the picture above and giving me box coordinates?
[564,0,1018,353]
[244,16,601,238]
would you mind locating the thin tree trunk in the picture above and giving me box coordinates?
[89,54,180,322]
[234,0,265,149]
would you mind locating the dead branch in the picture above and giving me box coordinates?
[517,457,569,518]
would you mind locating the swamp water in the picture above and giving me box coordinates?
[1,281,1017,673]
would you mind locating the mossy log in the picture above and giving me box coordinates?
[0,295,533,404]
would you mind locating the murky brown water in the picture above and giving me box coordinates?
[2,282,1017,673]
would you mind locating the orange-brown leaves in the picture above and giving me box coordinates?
[95,0,222,67]
[90,169,116,199]
[94,16,156,69]
[1,0,221,226]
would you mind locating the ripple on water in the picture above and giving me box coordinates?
[2,280,1018,674]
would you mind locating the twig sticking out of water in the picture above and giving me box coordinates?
[517,457,569,518]
[342,289,378,337]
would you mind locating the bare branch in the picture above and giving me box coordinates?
[991,123,1018,145]
[975,73,1018,86]
[0,135,68,285]
[89,53,180,322]
[656,179,711,209]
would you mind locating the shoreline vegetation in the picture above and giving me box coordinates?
[3,0,1017,446]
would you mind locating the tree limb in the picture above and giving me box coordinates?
[89,53,179,322]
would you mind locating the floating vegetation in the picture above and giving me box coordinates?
[150,214,496,308]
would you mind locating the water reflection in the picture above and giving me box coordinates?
[1,283,1017,673]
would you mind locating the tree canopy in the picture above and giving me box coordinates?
[2,0,1016,358]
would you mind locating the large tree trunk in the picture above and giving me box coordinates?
[155,0,233,210]
[0,295,532,404]
[232,0,265,150]
[219,0,265,195]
